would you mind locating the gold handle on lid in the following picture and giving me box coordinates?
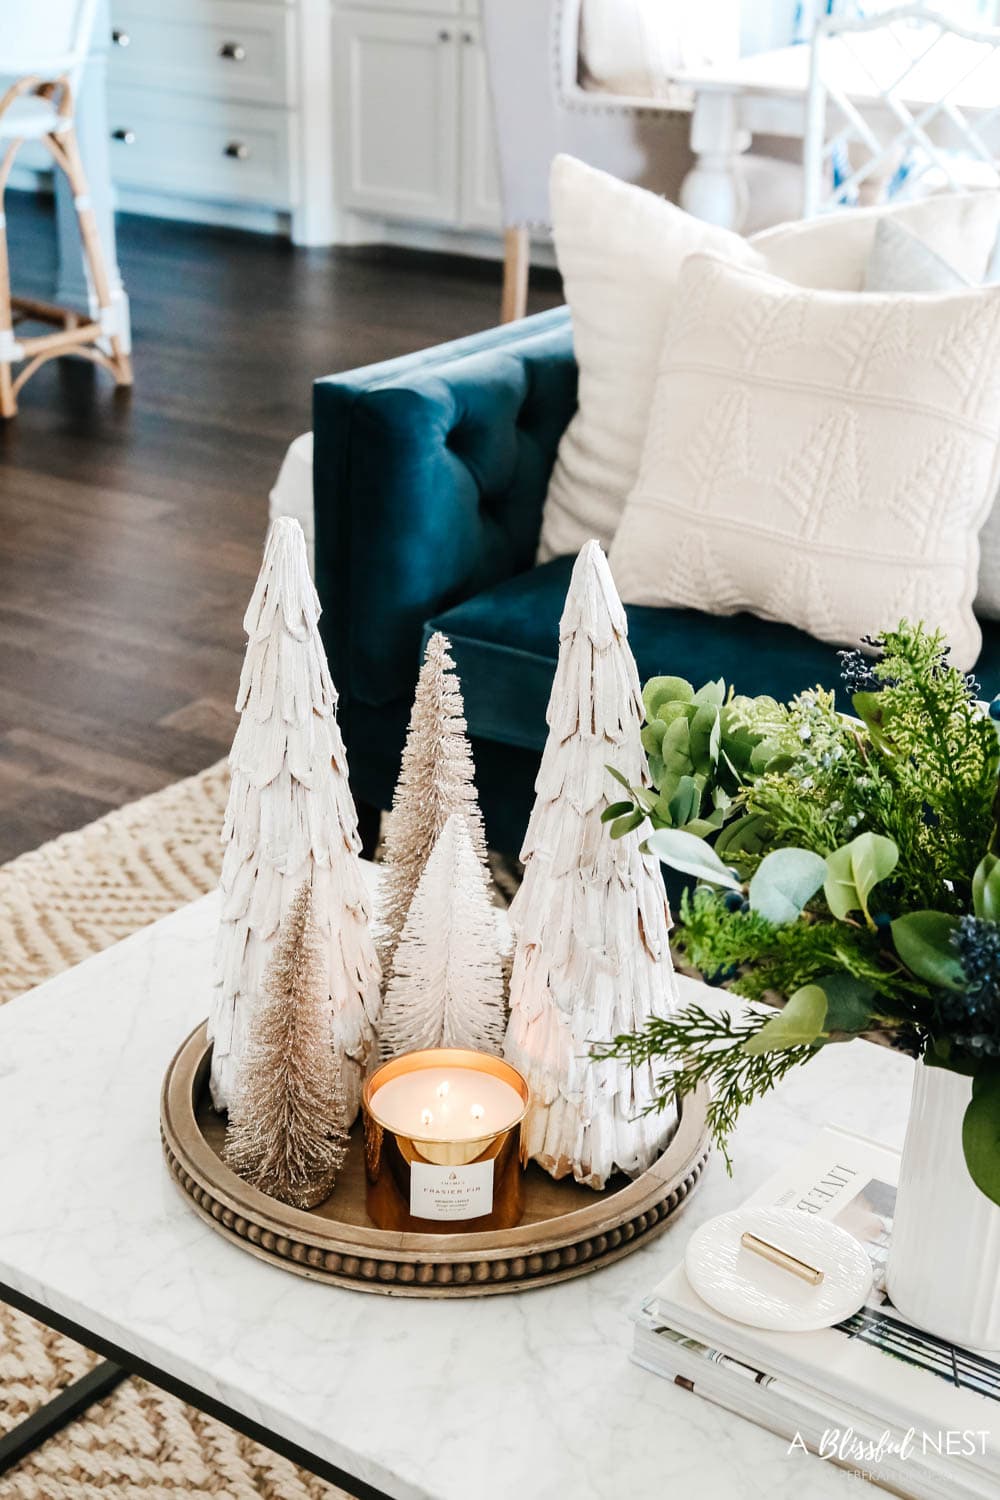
[740,1230,824,1285]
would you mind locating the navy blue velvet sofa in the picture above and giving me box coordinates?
[313,306,1000,857]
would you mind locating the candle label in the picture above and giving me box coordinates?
[409,1160,494,1221]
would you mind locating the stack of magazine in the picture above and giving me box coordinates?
[634,1127,999,1499]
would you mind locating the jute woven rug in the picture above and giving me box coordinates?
[0,761,346,1500]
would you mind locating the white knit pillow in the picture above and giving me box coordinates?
[607,254,1000,671]
[540,156,1000,563]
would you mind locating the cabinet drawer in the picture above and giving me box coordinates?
[109,0,295,107]
[108,88,295,207]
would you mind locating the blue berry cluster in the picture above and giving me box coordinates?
[837,648,881,694]
[943,916,1000,1057]
[838,635,902,694]
[839,636,981,700]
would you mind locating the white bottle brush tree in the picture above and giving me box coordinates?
[224,881,349,1210]
[209,517,380,1123]
[379,813,505,1056]
[377,631,491,983]
[503,540,679,1189]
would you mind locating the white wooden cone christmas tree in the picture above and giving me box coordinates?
[209,517,380,1122]
[380,813,505,1057]
[503,540,679,1189]
[377,631,490,983]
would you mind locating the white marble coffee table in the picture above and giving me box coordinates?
[0,891,913,1500]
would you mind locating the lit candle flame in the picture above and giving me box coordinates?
[435,1080,450,1099]
[420,1108,434,1128]
[470,1103,485,1121]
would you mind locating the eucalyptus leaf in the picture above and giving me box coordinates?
[891,911,964,991]
[688,705,721,775]
[973,853,1000,922]
[711,785,733,814]
[660,700,692,727]
[742,985,828,1054]
[823,832,899,922]
[633,786,660,814]
[691,679,726,708]
[720,723,758,773]
[654,786,679,823]
[600,801,634,824]
[641,722,666,756]
[609,810,645,840]
[749,847,827,925]
[816,973,875,1034]
[668,775,701,828]
[646,828,741,890]
[661,716,693,777]
[715,812,772,862]
[605,765,632,792]
[685,816,725,838]
[750,738,783,774]
[643,676,693,720]
[963,1066,1000,1207]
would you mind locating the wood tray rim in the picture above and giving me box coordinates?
[161,1021,711,1296]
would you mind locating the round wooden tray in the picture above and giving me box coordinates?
[161,1022,711,1298]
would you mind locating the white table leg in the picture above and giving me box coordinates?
[680,90,749,231]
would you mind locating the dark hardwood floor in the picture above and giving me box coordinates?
[0,192,561,863]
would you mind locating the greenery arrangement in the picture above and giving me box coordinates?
[598,622,1000,1206]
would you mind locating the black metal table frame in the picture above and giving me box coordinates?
[0,1281,393,1499]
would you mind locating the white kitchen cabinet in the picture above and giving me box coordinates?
[334,3,502,235]
[102,0,326,238]
[23,0,506,251]
[333,10,461,223]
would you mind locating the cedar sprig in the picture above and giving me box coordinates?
[594,1004,813,1171]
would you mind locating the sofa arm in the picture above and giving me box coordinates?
[313,306,576,727]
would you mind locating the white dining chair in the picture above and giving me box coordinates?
[804,3,1000,218]
[0,0,132,416]
[480,0,692,321]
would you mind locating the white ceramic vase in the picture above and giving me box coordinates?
[886,1060,1000,1350]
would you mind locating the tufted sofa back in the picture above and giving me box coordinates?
[313,307,577,748]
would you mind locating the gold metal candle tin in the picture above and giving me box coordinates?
[362,1049,529,1234]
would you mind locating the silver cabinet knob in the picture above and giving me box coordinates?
[462,31,475,43]
[111,28,130,47]
[111,128,135,144]
[224,141,250,160]
[219,41,246,61]
[438,28,452,41]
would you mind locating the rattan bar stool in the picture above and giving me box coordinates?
[0,0,131,417]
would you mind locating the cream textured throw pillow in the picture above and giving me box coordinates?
[861,218,1000,622]
[607,254,1000,671]
[863,216,970,293]
[540,155,1000,562]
